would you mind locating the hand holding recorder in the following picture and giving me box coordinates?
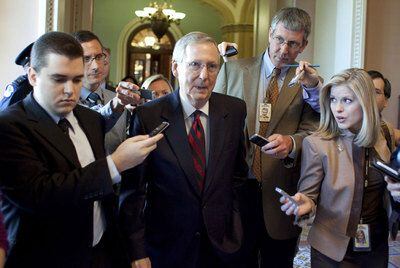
[217,42,238,62]
[250,133,293,159]
[111,122,169,172]
[278,188,313,218]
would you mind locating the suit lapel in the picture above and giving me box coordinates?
[266,67,300,135]
[24,94,81,167]
[242,55,262,137]
[203,94,228,194]
[161,91,202,197]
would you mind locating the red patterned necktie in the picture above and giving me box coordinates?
[188,110,206,191]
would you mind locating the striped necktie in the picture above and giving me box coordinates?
[188,110,206,191]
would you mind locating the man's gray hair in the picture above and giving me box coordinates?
[172,31,218,63]
[270,7,311,41]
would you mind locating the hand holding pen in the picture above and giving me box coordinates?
[286,61,321,88]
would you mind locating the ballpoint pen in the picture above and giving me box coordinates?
[283,64,320,68]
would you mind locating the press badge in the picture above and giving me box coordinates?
[353,224,371,251]
[259,103,272,122]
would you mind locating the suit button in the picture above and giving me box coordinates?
[195,232,201,238]
[203,204,207,209]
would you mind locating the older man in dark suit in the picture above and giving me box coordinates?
[0,31,162,267]
[120,32,248,268]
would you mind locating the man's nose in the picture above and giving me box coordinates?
[64,81,74,95]
[198,65,209,79]
[280,42,290,54]
[90,59,100,70]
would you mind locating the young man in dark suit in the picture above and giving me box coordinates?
[0,31,162,267]
[120,32,248,268]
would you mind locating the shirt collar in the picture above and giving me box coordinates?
[179,88,209,120]
[81,85,104,100]
[32,94,76,132]
[80,86,92,100]
[99,82,106,90]
[64,112,77,133]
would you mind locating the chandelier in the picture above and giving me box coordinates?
[135,2,186,40]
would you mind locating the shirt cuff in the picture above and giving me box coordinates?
[288,136,297,159]
[302,81,321,112]
[106,155,121,184]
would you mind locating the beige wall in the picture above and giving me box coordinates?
[365,0,400,127]
[0,0,40,97]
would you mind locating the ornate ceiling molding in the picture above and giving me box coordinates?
[351,0,366,67]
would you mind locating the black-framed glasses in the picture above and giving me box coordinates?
[185,61,219,74]
[83,53,107,64]
[272,35,302,50]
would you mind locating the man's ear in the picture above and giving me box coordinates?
[171,61,178,77]
[268,27,274,43]
[27,67,38,87]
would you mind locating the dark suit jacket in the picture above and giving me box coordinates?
[120,90,248,267]
[0,94,119,267]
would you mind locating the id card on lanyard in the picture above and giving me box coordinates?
[353,148,371,252]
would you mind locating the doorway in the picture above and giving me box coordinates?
[126,25,175,86]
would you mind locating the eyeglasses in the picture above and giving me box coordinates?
[83,53,107,64]
[272,35,302,50]
[185,61,219,74]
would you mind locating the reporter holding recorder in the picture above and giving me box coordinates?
[280,68,400,267]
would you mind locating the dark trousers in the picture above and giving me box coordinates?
[311,217,389,268]
[196,232,237,268]
[311,242,388,268]
[91,230,128,268]
[236,180,298,268]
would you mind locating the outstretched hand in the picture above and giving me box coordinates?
[217,41,238,62]
[279,192,313,217]
[111,134,163,172]
[296,60,320,88]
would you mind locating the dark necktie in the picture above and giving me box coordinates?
[58,118,72,136]
[252,67,281,182]
[87,92,102,108]
[188,110,206,191]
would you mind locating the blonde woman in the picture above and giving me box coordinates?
[280,68,399,267]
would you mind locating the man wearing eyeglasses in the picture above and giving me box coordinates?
[214,7,321,268]
[73,30,140,154]
[120,31,248,267]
